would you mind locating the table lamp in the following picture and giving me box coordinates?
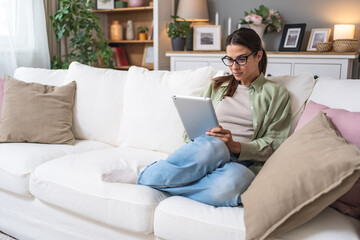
[333,24,358,52]
[176,0,209,50]
[334,24,355,40]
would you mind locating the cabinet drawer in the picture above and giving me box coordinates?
[294,63,341,79]
[174,61,208,71]
[266,63,292,76]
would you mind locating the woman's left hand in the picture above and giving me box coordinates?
[206,126,241,154]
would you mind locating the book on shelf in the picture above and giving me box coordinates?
[148,21,154,40]
[112,47,129,66]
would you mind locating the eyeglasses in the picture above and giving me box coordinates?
[221,51,256,67]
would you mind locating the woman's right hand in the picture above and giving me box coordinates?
[206,126,241,154]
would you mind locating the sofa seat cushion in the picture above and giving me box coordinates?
[0,140,112,197]
[29,147,170,234]
[154,196,360,240]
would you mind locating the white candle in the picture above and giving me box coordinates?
[215,12,219,26]
[228,17,232,35]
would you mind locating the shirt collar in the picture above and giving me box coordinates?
[249,73,266,92]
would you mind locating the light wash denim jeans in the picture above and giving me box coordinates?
[138,135,255,207]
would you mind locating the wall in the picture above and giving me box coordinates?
[176,0,360,51]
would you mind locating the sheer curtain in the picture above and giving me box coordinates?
[0,0,50,78]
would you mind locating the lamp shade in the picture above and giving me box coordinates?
[176,0,209,22]
[333,24,355,40]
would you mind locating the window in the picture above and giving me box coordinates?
[0,0,10,36]
[0,0,35,50]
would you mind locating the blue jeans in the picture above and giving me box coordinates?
[138,135,255,207]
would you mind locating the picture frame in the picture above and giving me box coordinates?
[279,23,306,51]
[96,0,114,10]
[142,45,154,69]
[193,25,221,51]
[307,28,331,51]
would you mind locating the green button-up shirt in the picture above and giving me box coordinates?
[184,73,292,174]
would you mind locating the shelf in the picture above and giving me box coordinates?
[267,51,359,55]
[109,40,154,44]
[92,6,153,13]
[114,65,154,70]
[166,51,359,55]
[114,65,131,70]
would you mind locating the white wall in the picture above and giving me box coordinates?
[176,0,360,51]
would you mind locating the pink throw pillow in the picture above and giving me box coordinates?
[295,100,360,147]
[295,100,360,219]
[0,77,4,125]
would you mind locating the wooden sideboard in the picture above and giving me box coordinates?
[166,51,359,79]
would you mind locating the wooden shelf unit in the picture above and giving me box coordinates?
[108,40,154,44]
[93,0,173,70]
[92,6,153,13]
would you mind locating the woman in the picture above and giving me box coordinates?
[103,28,292,207]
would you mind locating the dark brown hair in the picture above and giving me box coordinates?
[213,28,267,97]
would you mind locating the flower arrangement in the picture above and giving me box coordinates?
[240,5,282,33]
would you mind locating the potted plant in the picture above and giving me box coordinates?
[51,0,113,69]
[137,26,149,40]
[166,15,190,51]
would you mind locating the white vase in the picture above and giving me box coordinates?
[126,20,135,40]
[249,24,267,48]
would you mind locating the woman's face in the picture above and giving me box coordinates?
[225,44,263,85]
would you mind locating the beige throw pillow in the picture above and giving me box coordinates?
[241,112,360,240]
[0,76,76,145]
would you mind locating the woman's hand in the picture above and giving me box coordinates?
[206,126,241,154]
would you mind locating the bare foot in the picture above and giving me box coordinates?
[101,169,139,184]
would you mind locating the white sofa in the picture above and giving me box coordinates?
[0,62,359,240]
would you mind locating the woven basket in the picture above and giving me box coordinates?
[316,42,332,52]
[333,39,359,52]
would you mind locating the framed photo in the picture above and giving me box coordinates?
[142,45,154,68]
[279,23,306,51]
[96,0,114,9]
[307,28,331,51]
[193,25,221,51]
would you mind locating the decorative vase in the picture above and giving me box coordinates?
[249,24,267,48]
[110,21,122,41]
[126,20,135,40]
[128,0,144,7]
[171,37,186,51]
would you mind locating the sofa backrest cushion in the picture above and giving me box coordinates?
[118,66,215,154]
[308,78,360,112]
[63,62,127,146]
[0,77,3,125]
[14,67,67,86]
[267,72,315,134]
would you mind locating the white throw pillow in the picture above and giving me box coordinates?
[267,72,315,134]
[118,66,215,154]
[64,62,128,146]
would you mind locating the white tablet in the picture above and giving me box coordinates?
[172,95,219,141]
